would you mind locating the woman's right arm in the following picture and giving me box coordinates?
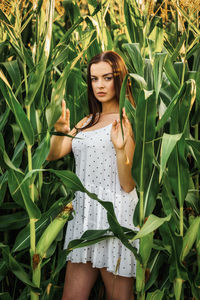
[46,100,89,161]
[46,100,72,161]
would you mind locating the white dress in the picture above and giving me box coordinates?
[64,121,139,277]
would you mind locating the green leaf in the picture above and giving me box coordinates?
[132,91,157,225]
[159,133,183,182]
[0,243,41,292]
[0,212,28,231]
[8,170,41,219]
[1,60,22,99]
[0,106,10,131]
[186,138,200,168]
[171,31,187,62]
[156,80,193,132]
[133,90,156,189]
[124,97,136,137]
[164,55,180,91]
[0,70,34,146]
[174,277,183,300]
[25,53,47,106]
[146,289,164,300]
[123,0,143,46]
[140,233,154,266]
[168,137,189,207]
[119,74,129,138]
[67,235,113,252]
[0,173,7,206]
[153,52,167,102]
[0,133,23,174]
[123,43,143,76]
[131,214,171,241]
[180,217,200,261]
[0,293,12,300]
[32,132,50,170]
[129,73,147,89]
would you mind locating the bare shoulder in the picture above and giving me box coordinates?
[75,114,92,128]
[70,115,91,136]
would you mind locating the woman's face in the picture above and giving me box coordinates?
[90,61,117,106]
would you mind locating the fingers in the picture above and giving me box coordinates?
[122,107,129,124]
[122,107,133,138]
[66,108,70,129]
[57,100,70,132]
[61,99,66,119]
[112,119,120,129]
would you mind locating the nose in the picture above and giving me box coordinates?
[96,78,104,89]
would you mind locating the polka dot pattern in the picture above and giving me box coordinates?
[63,122,139,277]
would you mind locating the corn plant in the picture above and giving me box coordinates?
[0,0,99,299]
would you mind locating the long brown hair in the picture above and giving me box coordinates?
[80,50,135,130]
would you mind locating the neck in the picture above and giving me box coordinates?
[101,102,119,114]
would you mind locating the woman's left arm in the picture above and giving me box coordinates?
[111,108,136,193]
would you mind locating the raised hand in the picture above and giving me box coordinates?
[111,107,133,150]
[54,100,70,133]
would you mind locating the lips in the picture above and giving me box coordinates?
[97,92,106,96]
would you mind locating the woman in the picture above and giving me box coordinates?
[47,51,139,300]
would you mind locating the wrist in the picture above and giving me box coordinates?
[115,148,130,165]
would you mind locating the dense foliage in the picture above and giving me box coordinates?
[0,0,200,299]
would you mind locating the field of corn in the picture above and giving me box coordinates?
[0,0,200,299]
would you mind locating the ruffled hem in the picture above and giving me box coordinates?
[63,185,139,277]
[66,237,139,278]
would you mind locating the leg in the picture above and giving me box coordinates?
[61,261,99,300]
[100,268,134,300]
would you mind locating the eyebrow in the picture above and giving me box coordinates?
[90,72,113,77]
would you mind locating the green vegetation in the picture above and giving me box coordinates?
[0,0,199,299]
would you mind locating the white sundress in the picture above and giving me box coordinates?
[64,121,139,277]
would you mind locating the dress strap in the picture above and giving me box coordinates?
[81,115,92,128]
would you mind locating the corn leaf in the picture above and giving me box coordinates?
[0,107,10,132]
[159,133,183,182]
[0,243,41,292]
[123,43,144,76]
[168,138,189,207]
[164,55,180,91]
[25,53,47,106]
[129,73,147,89]
[0,133,23,174]
[146,289,164,300]
[0,212,28,231]
[156,80,191,132]
[0,174,7,206]
[174,278,183,300]
[32,133,50,170]
[153,52,167,102]
[0,71,34,146]
[132,90,156,224]
[180,217,200,261]
[131,214,171,241]
[0,292,12,300]
[1,60,22,99]
[8,170,41,219]
[186,139,200,168]
[124,0,143,45]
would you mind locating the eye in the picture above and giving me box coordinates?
[105,76,113,81]
[91,77,97,81]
